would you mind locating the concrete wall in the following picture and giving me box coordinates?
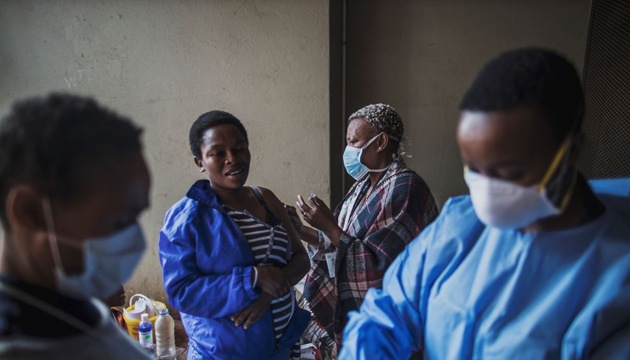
[0,1,329,302]
[345,0,591,206]
[0,0,593,303]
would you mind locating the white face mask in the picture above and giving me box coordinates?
[42,198,146,300]
[464,139,576,230]
[343,133,391,180]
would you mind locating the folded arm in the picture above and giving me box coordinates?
[159,230,259,318]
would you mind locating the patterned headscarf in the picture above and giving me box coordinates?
[348,103,404,142]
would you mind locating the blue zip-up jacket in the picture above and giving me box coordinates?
[159,180,309,359]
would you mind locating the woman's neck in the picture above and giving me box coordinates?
[368,172,383,188]
[213,186,249,209]
[367,155,396,187]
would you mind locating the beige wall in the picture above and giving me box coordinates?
[0,0,593,303]
[0,1,329,302]
[345,0,591,206]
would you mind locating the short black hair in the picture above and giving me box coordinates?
[459,47,584,144]
[0,93,142,227]
[189,110,248,158]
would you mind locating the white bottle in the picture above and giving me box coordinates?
[138,313,154,350]
[155,308,176,360]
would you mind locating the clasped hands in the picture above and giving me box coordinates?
[231,265,290,330]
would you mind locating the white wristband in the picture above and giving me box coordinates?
[252,266,259,288]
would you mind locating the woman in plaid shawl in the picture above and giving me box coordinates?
[288,104,438,357]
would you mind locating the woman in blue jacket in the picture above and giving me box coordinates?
[159,111,310,359]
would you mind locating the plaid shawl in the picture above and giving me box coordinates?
[303,159,438,343]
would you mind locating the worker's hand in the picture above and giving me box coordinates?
[231,292,273,330]
[296,193,337,234]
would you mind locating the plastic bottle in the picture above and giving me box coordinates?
[155,308,176,360]
[138,313,154,351]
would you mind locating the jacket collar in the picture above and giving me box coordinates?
[186,179,221,208]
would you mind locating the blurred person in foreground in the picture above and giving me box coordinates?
[0,93,152,359]
[340,48,630,359]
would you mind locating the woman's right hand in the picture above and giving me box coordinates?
[296,194,337,234]
[296,193,343,247]
[231,292,273,330]
[254,266,290,298]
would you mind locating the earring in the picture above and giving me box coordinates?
[199,168,205,173]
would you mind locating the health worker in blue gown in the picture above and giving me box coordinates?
[340,47,630,359]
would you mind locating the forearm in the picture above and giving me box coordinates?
[255,291,274,304]
[281,251,310,286]
[323,225,342,248]
[159,233,259,318]
[165,264,259,317]
[339,286,420,359]
[340,305,414,359]
[299,225,319,245]
[302,224,342,249]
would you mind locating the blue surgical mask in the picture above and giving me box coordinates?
[42,198,146,300]
[343,133,391,180]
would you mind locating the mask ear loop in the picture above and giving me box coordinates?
[537,107,584,190]
[42,197,66,276]
[557,117,583,211]
[557,171,578,212]
[536,137,578,212]
[361,132,383,150]
[536,137,572,190]
[396,135,413,159]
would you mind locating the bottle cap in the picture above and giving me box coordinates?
[158,308,169,315]
[141,313,149,322]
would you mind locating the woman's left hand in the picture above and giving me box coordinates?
[231,292,273,330]
[296,193,337,234]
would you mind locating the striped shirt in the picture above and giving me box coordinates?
[225,187,300,358]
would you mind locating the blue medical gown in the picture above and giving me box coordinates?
[340,193,630,359]
[589,178,630,197]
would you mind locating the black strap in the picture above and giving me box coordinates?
[251,187,280,226]
[251,186,267,205]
